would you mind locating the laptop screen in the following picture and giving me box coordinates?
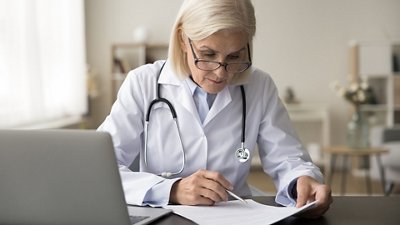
[0,129,133,225]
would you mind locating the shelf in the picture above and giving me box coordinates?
[285,103,331,148]
[110,43,168,102]
[352,40,400,126]
[359,104,388,112]
[362,74,392,78]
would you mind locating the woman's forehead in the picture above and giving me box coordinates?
[194,30,248,53]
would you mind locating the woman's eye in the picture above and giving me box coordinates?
[201,52,215,58]
[227,55,240,60]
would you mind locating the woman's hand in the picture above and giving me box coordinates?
[296,176,333,218]
[169,169,233,205]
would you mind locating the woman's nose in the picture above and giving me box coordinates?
[214,65,229,79]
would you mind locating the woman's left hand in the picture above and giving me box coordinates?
[295,176,333,218]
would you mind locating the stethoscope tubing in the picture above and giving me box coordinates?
[240,85,246,144]
[144,61,248,177]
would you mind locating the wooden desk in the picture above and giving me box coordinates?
[153,196,400,225]
[324,146,389,195]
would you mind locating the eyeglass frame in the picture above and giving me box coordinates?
[188,38,252,74]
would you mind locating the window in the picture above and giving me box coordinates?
[0,0,87,128]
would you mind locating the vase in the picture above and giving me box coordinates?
[346,107,370,149]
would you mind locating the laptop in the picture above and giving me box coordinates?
[0,129,172,225]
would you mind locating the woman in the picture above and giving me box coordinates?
[98,0,332,218]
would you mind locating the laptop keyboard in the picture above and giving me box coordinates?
[130,215,149,224]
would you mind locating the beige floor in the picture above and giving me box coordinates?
[247,167,399,196]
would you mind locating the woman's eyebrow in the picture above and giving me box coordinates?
[197,45,246,55]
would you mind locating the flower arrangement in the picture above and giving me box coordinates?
[331,78,377,149]
[330,78,377,107]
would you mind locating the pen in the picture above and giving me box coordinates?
[226,189,247,204]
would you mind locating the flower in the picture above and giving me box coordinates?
[330,78,377,107]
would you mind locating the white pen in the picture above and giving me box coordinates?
[226,189,247,204]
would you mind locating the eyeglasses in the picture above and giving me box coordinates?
[188,38,252,74]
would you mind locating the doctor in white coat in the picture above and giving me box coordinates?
[98,0,332,218]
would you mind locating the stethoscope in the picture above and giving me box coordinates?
[144,62,250,178]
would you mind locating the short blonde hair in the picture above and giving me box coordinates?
[168,0,256,84]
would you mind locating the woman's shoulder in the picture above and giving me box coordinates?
[119,60,166,95]
[126,60,166,81]
[247,66,276,88]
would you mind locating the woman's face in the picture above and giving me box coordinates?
[181,29,249,94]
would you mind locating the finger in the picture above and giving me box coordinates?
[196,171,229,202]
[185,183,219,205]
[170,176,218,205]
[200,170,233,190]
[200,178,229,202]
[315,184,332,207]
[316,185,333,212]
[299,185,333,218]
[190,194,216,206]
[301,197,332,219]
[180,170,227,203]
[198,185,227,203]
[295,183,312,208]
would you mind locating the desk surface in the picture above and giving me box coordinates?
[154,196,400,225]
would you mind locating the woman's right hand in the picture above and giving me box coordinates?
[169,169,233,205]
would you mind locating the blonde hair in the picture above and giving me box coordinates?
[168,0,256,84]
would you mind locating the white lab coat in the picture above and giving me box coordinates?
[98,60,323,207]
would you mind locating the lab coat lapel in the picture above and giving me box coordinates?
[157,62,198,118]
[176,85,198,118]
[203,87,231,125]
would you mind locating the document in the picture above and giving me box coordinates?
[165,199,317,225]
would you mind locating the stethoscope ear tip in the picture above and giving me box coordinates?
[161,172,172,178]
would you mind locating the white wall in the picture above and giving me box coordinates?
[85,0,400,145]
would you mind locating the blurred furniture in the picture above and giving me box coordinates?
[285,103,330,167]
[350,40,400,127]
[369,126,400,195]
[110,43,168,103]
[285,103,330,147]
[324,146,388,195]
[348,40,400,195]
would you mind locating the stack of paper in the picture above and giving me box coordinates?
[165,199,316,225]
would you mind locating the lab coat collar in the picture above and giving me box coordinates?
[157,60,182,86]
[185,78,228,125]
[156,61,198,120]
[203,87,231,125]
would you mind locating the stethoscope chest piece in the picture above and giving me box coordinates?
[235,146,250,163]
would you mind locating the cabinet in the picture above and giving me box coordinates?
[110,43,168,102]
[352,40,400,126]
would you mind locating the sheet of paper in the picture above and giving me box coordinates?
[165,199,316,225]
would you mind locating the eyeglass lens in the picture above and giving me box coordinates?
[189,38,251,73]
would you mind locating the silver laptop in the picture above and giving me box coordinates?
[0,129,171,225]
